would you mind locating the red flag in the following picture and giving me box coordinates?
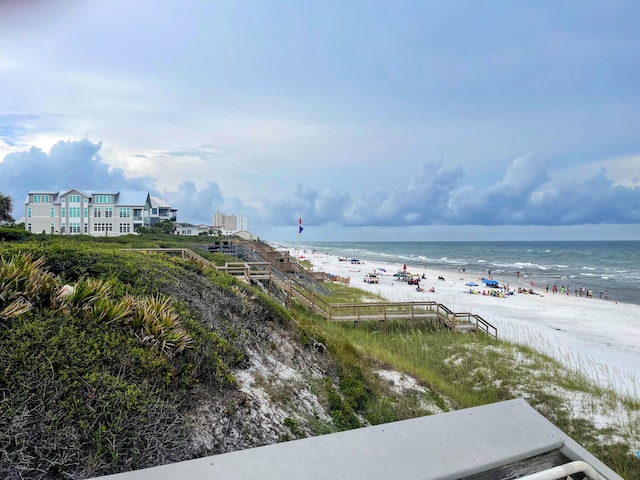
[298,217,302,225]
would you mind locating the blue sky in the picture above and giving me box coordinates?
[0,1,639,241]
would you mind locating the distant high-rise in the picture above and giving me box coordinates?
[213,211,248,235]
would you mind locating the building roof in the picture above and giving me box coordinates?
[113,191,150,207]
[150,195,171,208]
[24,190,162,208]
[59,189,92,197]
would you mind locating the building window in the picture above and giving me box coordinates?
[27,207,32,217]
[69,207,80,218]
[69,223,81,234]
[50,207,55,218]
[152,208,158,215]
[68,195,80,203]
[61,225,65,234]
[84,224,88,234]
[93,223,114,232]
[105,207,113,218]
[50,223,55,233]
[94,207,101,218]
[27,223,32,232]
[119,224,131,233]
[84,207,88,218]
[32,195,50,203]
[84,198,88,204]
[119,207,131,218]
[95,195,112,204]
[61,207,66,217]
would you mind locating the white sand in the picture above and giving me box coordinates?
[297,248,640,398]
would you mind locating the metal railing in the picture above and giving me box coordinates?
[518,460,605,480]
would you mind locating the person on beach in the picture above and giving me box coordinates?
[546,284,549,294]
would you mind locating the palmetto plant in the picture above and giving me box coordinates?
[90,294,135,324]
[57,277,112,313]
[1,252,192,355]
[129,295,192,355]
[0,253,60,320]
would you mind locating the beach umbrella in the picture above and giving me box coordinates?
[403,264,407,270]
[465,282,478,287]
[377,267,387,272]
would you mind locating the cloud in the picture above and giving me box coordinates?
[159,146,224,163]
[258,155,640,228]
[0,114,44,146]
[1,139,639,231]
[0,139,154,215]
[161,180,255,226]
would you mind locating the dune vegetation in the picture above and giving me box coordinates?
[1,227,639,479]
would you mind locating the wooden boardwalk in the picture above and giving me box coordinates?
[125,247,497,339]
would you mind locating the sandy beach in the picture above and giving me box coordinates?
[295,248,640,398]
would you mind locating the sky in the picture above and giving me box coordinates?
[0,0,639,242]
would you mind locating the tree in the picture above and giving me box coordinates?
[135,220,175,235]
[0,192,14,223]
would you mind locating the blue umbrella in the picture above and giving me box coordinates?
[465,282,478,287]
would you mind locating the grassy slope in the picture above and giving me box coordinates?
[2,230,639,478]
[0,233,285,478]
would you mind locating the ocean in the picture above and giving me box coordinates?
[293,241,640,306]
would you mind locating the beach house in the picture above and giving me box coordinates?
[24,189,177,236]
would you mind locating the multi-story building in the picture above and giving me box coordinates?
[24,189,177,236]
[213,211,248,235]
[150,196,179,225]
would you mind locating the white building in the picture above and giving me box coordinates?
[174,223,211,236]
[24,189,177,236]
[213,211,248,235]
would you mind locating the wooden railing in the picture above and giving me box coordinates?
[323,301,497,338]
[123,248,497,339]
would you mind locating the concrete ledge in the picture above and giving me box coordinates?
[91,398,622,480]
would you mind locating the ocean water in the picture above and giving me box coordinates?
[295,241,640,306]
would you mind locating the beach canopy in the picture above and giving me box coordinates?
[481,278,499,287]
[465,282,478,287]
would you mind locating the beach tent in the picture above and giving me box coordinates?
[482,278,499,287]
